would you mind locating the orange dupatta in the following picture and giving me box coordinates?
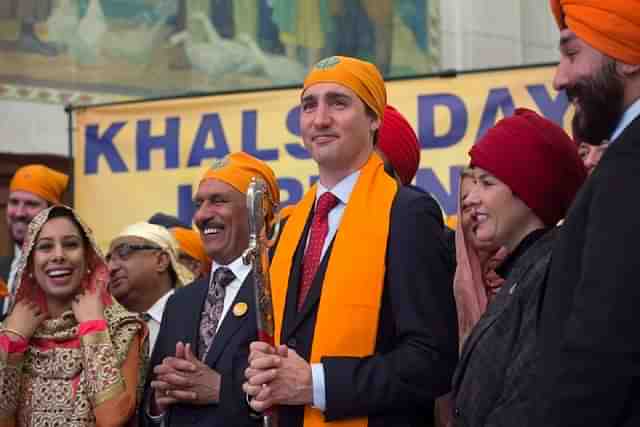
[270,153,397,427]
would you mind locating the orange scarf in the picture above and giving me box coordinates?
[271,153,397,427]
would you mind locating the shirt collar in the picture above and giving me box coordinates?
[316,170,361,206]
[210,254,251,289]
[14,245,22,258]
[611,98,640,142]
[146,289,174,323]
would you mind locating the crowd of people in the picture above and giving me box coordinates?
[1,1,639,426]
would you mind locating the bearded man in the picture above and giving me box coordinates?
[532,2,640,426]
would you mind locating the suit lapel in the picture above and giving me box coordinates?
[188,278,210,353]
[612,112,640,147]
[291,238,336,332]
[205,274,254,367]
[281,210,313,342]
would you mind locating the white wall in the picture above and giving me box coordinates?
[0,99,69,156]
[440,0,560,71]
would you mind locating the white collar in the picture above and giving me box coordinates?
[611,98,640,142]
[316,170,361,206]
[209,254,251,289]
[146,289,174,323]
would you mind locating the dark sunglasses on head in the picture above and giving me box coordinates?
[105,243,161,263]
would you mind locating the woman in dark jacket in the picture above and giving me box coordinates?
[449,109,587,427]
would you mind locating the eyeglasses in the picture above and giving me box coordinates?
[105,243,161,263]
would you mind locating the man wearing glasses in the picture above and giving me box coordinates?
[107,221,192,354]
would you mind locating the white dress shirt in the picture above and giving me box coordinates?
[610,98,640,142]
[209,255,252,333]
[306,170,361,258]
[306,170,361,412]
[144,290,174,355]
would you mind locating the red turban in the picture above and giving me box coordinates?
[377,105,421,185]
[469,108,587,226]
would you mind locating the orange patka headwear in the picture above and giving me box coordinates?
[303,55,387,119]
[550,0,640,65]
[200,152,280,204]
[10,164,69,204]
[171,227,209,265]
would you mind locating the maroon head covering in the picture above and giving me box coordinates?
[469,108,587,226]
[377,105,421,185]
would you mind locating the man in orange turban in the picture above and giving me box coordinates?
[532,2,640,425]
[1,164,69,317]
[148,212,211,279]
[143,152,279,427]
[244,56,457,427]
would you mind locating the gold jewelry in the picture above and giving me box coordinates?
[2,328,27,341]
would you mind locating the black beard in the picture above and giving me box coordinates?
[568,59,625,145]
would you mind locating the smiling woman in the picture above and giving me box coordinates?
[0,205,148,427]
[443,108,587,427]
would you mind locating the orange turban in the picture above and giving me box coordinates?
[200,152,279,204]
[550,0,640,65]
[303,56,387,119]
[171,227,209,265]
[10,164,69,204]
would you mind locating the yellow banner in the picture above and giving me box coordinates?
[74,65,568,249]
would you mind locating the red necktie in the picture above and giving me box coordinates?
[298,192,339,310]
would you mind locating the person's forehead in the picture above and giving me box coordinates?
[196,178,241,199]
[559,28,606,58]
[301,82,360,101]
[468,166,498,181]
[39,217,81,238]
[109,235,154,249]
[8,190,47,204]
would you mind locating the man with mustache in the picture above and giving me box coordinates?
[0,164,68,317]
[243,56,457,427]
[141,152,277,427]
[532,1,640,425]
